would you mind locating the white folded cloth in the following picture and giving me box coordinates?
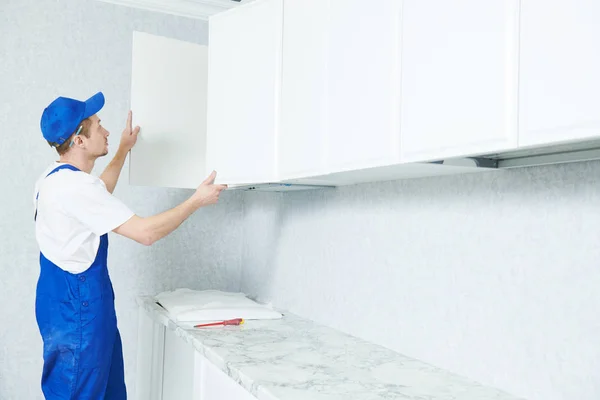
[155,288,282,323]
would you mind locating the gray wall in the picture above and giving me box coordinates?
[0,1,243,399]
[242,162,600,400]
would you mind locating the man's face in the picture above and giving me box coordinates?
[85,115,110,157]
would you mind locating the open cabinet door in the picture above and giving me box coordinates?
[130,31,208,189]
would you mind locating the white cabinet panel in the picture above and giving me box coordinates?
[279,0,329,180]
[196,352,258,400]
[162,330,195,399]
[326,0,402,172]
[134,309,165,400]
[400,0,519,162]
[207,0,283,185]
[130,31,208,189]
[519,0,600,147]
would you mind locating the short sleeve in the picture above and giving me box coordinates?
[59,176,135,236]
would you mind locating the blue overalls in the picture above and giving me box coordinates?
[35,164,126,399]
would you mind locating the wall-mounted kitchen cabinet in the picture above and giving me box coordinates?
[210,0,419,185]
[129,0,600,191]
[129,32,209,189]
[206,0,283,185]
[278,0,328,180]
[129,0,284,189]
[325,0,403,173]
[279,0,402,180]
[399,0,520,163]
[518,0,600,148]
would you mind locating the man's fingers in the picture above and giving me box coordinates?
[133,126,140,135]
[202,171,217,185]
[127,110,133,132]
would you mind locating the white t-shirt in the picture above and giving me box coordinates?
[33,162,135,274]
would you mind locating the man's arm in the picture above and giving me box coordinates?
[113,171,226,245]
[100,111,139,193]
[114,199,198,246]
[100,147,129,194]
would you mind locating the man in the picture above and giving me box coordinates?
[33,91,226,399]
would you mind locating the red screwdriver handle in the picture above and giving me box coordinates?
[194,318,244,328]
[222,318,243,326]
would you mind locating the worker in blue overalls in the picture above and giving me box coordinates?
[33,92,227,399]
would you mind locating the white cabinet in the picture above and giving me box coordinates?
[130,32,209,189]
[135,305,165,400]
[136,310,258,400]
[326,0,402,172]
[279,0,328,180]
[130,1,284,189]
[206,0,283,185]
[130,0,600,189]
[400,0,520,162]
[519,0,600,147]
[195,353,258,400]
[280,0,402,178]
[162,329,195,399]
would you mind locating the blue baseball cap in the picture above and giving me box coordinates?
[40,92,105,146]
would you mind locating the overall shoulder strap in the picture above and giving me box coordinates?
[45,164,80,178]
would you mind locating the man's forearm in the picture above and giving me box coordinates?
[114,197,201,246]
[100,147,128,193]
[112,170,225,246]
[141,198,200,244]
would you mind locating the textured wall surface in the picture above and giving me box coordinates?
[242,162,600,400]
[0,1,243,399]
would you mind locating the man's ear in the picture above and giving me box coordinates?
[73,134,85,148]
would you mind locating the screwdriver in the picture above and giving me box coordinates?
[194,318,244,328]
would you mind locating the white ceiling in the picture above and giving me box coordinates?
[94,0,255,20]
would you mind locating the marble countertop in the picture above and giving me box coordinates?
[137,296,524,400]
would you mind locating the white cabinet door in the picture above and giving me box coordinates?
[162,329,195,399]
[519,0,600,147]
[130,31,208,189]
[326,0,402,172]
[195,352,258,400]
[281,0,402,178]
[207,0,283,185]
[400,0,519,162]
[279,0,329,180]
